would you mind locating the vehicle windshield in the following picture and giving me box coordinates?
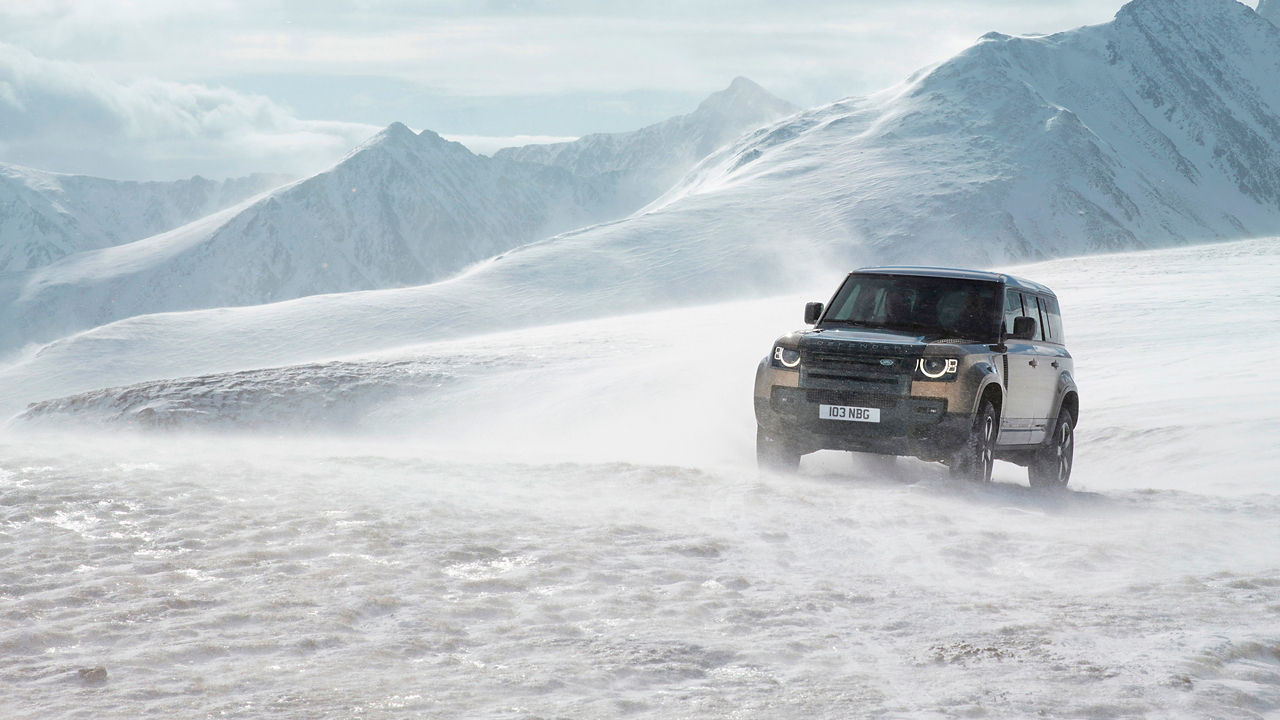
[821,273,1002,342]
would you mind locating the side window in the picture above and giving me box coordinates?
[1033,296,1050,342]
[1040,295,1065,344]
[1002,288,1023,337]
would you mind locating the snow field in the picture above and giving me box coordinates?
[3,237,1279,717]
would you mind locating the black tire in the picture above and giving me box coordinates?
[1029,407,1074,489]
[757,425,801,472]
[951,399,997,483]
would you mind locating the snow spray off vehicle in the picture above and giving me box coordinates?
[754,267,1078,487]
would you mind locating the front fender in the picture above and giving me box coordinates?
[965,360,1003,420]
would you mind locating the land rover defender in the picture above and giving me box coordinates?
[754,267,1078,487]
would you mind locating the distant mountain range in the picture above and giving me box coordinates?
[0,165,288,272]
[0,78,797,351]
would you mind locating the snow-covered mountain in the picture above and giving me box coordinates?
[0,77,796,352]
[5,0,1280,364]
[637,0,1280,265]
[494,77,797,208]
[0,123,632,350]
[1260,0,1278,25]
[0,164,288,271]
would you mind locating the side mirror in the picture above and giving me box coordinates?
[1011,315,1037,340]
[804,302,824,325]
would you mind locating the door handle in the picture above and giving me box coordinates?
[1051,360,1060,369]
[1028,358,1038,367]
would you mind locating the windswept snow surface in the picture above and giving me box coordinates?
[3,237,1279,717]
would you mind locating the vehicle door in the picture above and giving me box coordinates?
[999,288,1042,444]
[1021,294,1067,441]
[1032,294,1072,427]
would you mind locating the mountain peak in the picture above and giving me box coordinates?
[378,121,417,143]
[348,122,475,164]
[1260,0,1279,25]
[696,76,797,117]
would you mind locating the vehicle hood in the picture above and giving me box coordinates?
[790,327,973,354]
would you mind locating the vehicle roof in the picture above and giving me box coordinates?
[851,265,1055,296]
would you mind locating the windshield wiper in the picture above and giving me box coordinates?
[823,319,882,329]
[883,321,937,334]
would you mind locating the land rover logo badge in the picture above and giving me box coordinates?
[880,359,894,366]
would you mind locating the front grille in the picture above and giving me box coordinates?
[803,352,904,383]
[804,389,899,409]
[799,340,919,394]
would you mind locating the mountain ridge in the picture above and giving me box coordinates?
[493,77,797,203]
[646,0,1280,264]
[0,163,290,272]
[0,80,798,351]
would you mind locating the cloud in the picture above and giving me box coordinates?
[0,2,1132,174]
[1,2,1127,103]
[0,43,379,180]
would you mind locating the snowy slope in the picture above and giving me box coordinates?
[1261,0,1279,25]
[638,0,1280,266]
[2,233,1277,451]
[494,77,797,208]
[5,239,1280,719]
[13,235,1280,497]
[0,75,798,353]
[0,124,632,350]
[0,164,288,271]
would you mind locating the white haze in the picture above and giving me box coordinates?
[442,134,580,157]
[3,2,1280,716]
[4,237,1279,718]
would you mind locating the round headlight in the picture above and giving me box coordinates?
[774,346,801,368]
[917,357,958,379]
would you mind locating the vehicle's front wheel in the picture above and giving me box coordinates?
[757,425,801,473]
[1029,407,1074,489]
[951,399,997,483]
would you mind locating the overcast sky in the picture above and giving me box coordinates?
[0,0,1130,181]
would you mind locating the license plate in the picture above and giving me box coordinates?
[819,404,881,423]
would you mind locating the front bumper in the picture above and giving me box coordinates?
[754,361,972,460]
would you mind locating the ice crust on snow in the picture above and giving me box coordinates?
[6,425,1280,717]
